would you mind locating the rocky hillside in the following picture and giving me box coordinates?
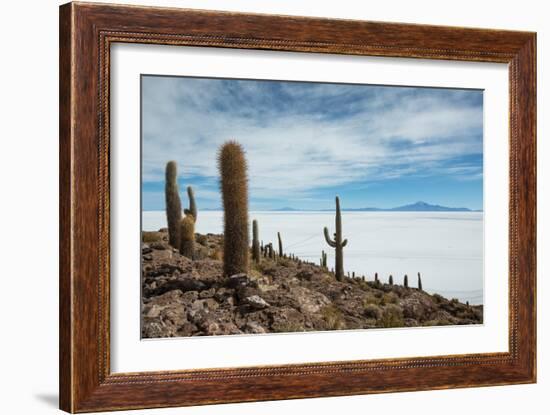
[141,229,482,338]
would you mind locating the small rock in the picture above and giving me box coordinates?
[236,286,259,302]
[242,321,266,334]
[143,254,153,261]
[147,278,207,297]
[199,287,216,299]
[181,291,199,304]
[227,273,250,288]
[214,288,234,302]
[145,304,161,318]
[296,270,314,281]
[245,295,270,310]
[142,244,152,254]
[150,242,167,250]
[177,322,198,336]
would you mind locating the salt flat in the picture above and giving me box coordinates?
[142,211,483,304]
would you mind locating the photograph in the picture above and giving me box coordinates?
[140,75,484,338]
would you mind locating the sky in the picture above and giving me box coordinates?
[141,75,483,211]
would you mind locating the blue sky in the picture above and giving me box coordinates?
[141,76,483,211]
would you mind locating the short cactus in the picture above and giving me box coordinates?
[323,196,348,281]
[389,275,394,285]
[404,274,409,288]
[252,219,260,263]
[219,141,249,277]
[179,215,195,258]
[417,272,423,290]
[165,161,182,249]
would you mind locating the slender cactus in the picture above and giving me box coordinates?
[219,141,249,277]
[179,185,198,255]
[323,196,348,281]
[417,272,423,290]
[184,186,197,221]
[277,232,283,257]
[389,275,394,285]
[404,274,409,288]
[165,161,182,249]
[252,220,260,263]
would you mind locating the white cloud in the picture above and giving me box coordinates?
[141,77,483,204]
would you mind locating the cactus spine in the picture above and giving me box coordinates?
[219,141,249,277]
[417,272,423,290]
[323,196,348,281]
[252,220,260,263]
[277,232,283,257]
[165,161,182,249]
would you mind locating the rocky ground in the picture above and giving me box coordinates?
[141,229,483,338]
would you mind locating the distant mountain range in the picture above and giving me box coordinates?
[193,201,480,212]
[272,201,479,212]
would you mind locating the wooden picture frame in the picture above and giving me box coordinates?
[59,2,536,412]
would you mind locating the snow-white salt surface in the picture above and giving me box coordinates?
[142,211,483,305]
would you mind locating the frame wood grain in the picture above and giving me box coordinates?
[59,2,536,412]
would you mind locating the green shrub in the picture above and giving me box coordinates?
[142,231,162,243]
[321,305,345,330]
[363,303,382,320]
[378,304,404,328]
[380,292,399,306]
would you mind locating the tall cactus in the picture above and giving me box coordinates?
[179,215,195,258]
[165,161,182,249]
[417,272,423,290]
[219,141,249,277]
[277,232,283,257]
[323,196,348,281]
[389,274,394,285]
[321,250,327,268]
[404,274,409,288]
[252,219,261,263]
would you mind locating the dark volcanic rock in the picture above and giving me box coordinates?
[226,273,250,288]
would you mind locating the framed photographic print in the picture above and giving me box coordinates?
[59,2,536,412]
